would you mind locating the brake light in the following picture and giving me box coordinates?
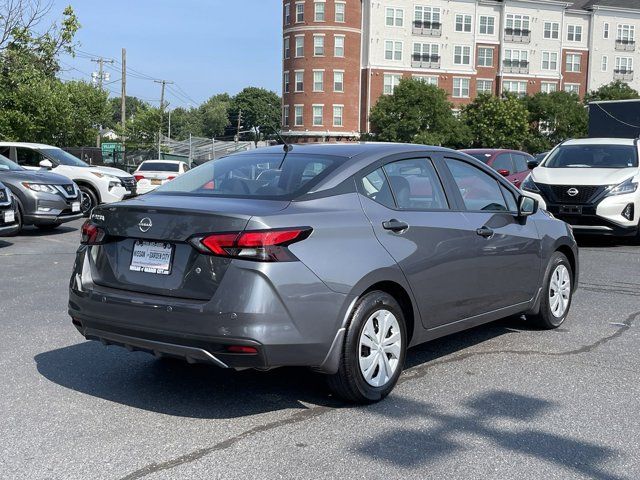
[226,345,258,354]
[192,228,312,262]
[134,174,145,182]
[166,175,176,181]
[80,220,106,245]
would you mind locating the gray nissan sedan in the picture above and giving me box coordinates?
[69,143,578,403]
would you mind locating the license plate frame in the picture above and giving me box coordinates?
[129,240,174,275]
[559,205,582,215]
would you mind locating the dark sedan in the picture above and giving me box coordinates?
[69,143,578,403]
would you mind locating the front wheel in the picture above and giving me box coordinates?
[79,187,97,217]
[327,291,407,403]
[529,252,573,329]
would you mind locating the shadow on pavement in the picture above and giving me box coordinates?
[576,234,636,248]
[0,239,14,248]
[18,225,78,236]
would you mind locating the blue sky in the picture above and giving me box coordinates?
[53,1,282,107]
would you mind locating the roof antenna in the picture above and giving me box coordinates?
[262,123,292,169]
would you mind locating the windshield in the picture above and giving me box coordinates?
[41,148,89,167]
[138,162,181,172]
[544,145,638,168]
[0,155,24,171]
[155,152,344,199]
[467,153,492,164]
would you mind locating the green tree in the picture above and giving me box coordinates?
[231,87,281,143]
[369,78,465,146]
[584,81,640,103]
[462,94,530,149]
[199,93,231,138]
[121,105,161,150]
[108,96,148,128]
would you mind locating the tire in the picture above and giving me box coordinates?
[36,224,60,231]
[79,186,98,217]
[529,252,573,329]
[327,291,407,404]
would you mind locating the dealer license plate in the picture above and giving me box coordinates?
[71,202,80,213]
[130,240,173,275]
[4,210,15,223]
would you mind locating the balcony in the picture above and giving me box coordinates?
[412,20,442,37]
[503,60,529,74]
[504,28,531,43]
[614,69,634,81]
[411,53,441,69]
[615,39,636,51]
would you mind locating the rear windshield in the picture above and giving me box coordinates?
[138,162,181,172]
[155,152,343,199]
[544,145,638,168]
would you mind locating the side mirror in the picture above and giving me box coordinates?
[497,169,511,177]
[527,159,540,170]
[39,159,53,169]
[518,195,538,217]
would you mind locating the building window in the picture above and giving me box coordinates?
[284,37,290,59]
[477,47,493,67]
[295,3,304,23]
[602,55,608,72]
[452,77,470,98]
[567,25,583,42]
[314,2,325,22]
[383,73,402,94]
[384,40,403,61]
[564,83,580,95]
[334,70,344,92]
[455,14,472,33]
[312,105,323,126]
[313,70,324,92]
[503,80,527,97]
[413,43,439,65]
[283,71,290,93]
[617,24,635,42]
[454,45,471,65]
[335,2,345,22]
[541,82,557,93]
[283,105,290,127]
[415,6,440,26]
[566,53,581,72]
[541,52,558,71]
[543,22,559,39]
[615,56,633,73]
[604,23,609,39]
[479,16,495,35]
[284,4,291,25]
[295,71,304,92]
[386,8,404,27]
[313,35,325,56]
[334,35,345,57]
[477,79,493,94]
[413,75,438,85]
[295,36,304,57]
[506,14,530,32]
[294,105,303,126]
[333,105,344,127]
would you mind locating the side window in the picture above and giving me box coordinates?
[445,158,508,212]
[491,153,513,174]
[382,158,448,210]
[360,168,395,208]
[16,148,44,167]
[512,153,529,173]
[500,185,518,212]
[0,147,10,159]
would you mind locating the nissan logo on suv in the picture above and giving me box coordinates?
[138,217,153,232]
[567,188,579,197]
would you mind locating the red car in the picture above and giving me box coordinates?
[460,149,534,188]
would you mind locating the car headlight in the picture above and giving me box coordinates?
[21,182,58,194]
[521,174,540,193]
[606,177,638,197]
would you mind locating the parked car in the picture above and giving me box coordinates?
[0,180,19,236]
[0,142,137,215]
[0,154,82,232]
[133,160,189,195]
[534,152,549,164]
[522,138,640,238]
[69,143,578,403]
[460,149,534,188]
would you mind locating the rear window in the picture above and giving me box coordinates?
[544,144,638,168]
[155,152,343,199]
[138,162,181,172]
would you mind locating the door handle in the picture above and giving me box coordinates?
[476,226,494,238]
[382,219,409,232]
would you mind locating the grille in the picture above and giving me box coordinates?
[543,185,605,204]
[0,188,7,205]
[54,184,79,199]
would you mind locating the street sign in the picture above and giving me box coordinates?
[101,142,124,154]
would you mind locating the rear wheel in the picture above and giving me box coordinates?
[327,291,407,403]
[529,252,573,329]
[79,186,98,217]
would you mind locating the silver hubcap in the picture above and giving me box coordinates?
[358,309,402,387]
[549,264,571,318]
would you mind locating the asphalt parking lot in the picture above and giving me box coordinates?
[1,219,639,480]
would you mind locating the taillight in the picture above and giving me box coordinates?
[80,220,106,245]
[191,228,312,262]
[134,174,145,182]
[166,175,176,181]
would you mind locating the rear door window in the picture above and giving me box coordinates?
[445,158,508,212]
[16,147,45,167]
[361,168,395,208]
[383,158,448,210]
[492,154,514,174]
[512,153,529,173]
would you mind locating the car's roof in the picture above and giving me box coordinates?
[233,142,455,159]
[0,142,60,149]
[460,149,522,155]
[140,159,185,164]
[562,138,636,146]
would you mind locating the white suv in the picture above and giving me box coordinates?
[522,138,639,238]
[0,142,136,215]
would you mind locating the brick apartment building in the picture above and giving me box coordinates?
[281,0,640,142]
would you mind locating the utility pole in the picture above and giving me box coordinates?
[235,109,242,144]
[120,48,126,127]
[154,79,174,158]
[91,57,114,90]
